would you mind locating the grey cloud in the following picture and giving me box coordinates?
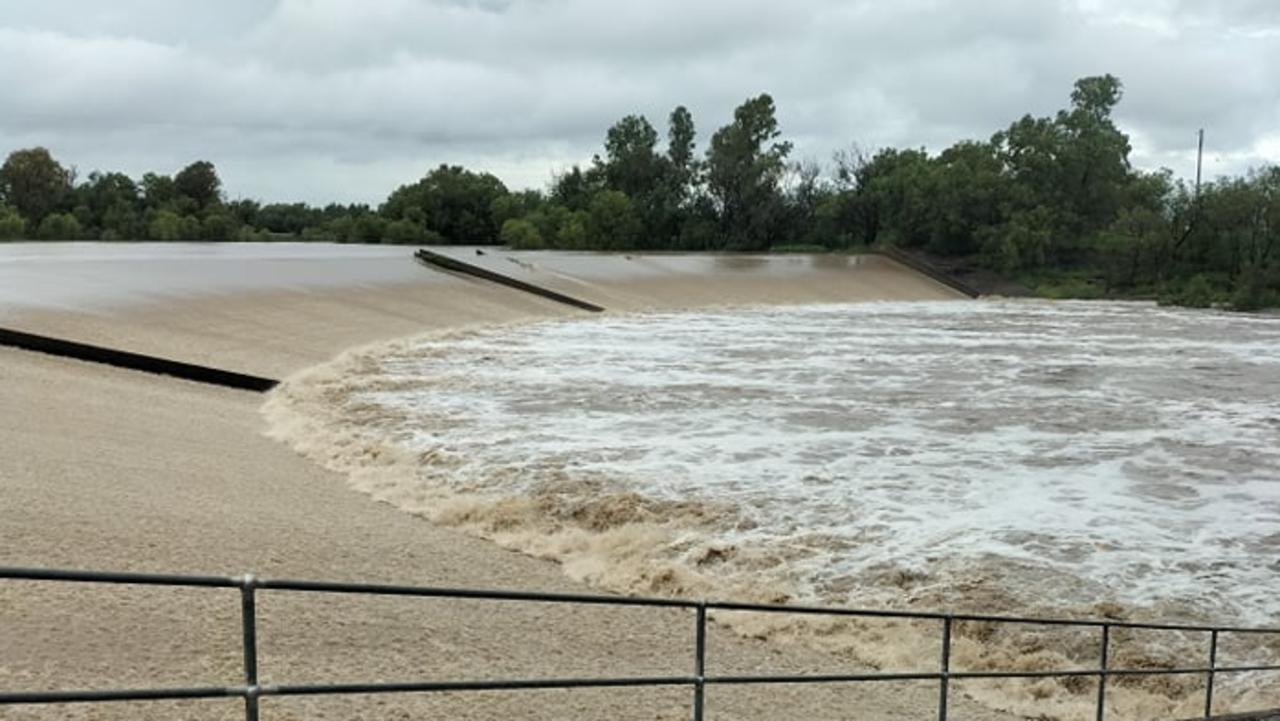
[0,0,1276,204]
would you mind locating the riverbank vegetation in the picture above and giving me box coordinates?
[1,75,1275,309]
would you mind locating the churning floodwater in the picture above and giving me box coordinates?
[261,298,1280,718]
[337,300,1280,627]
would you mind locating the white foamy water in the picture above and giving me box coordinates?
[355,300,1280,626]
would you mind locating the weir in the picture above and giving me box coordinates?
[0,326,278,392]
[414,248,607,312]
[4,246,1270,720]
[877,246,983,298]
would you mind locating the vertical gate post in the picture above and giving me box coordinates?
[1204,629,1219,720]
[240,575,260,721]
[938,616,952,721]
[1096,624,1110,721]
[693,603,707,721]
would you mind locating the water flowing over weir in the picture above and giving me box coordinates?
[265,299,1280,718]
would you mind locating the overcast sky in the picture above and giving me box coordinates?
[1,0,1277,205]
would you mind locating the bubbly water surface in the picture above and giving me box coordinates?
[365,300,1280,624]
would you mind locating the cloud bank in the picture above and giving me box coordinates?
[2,0,1276,203]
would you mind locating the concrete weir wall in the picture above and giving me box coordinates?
[0,326,278,391]
[0,247,619,390]
[5,243,1277,721]
[0,244,967,381]
[414,248,605,311]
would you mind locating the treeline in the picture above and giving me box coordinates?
[0,154,398,244]
[0,74,1276,308]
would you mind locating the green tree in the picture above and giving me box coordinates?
[200,212,240,242]
[382,164,508,243]
[705,94,793,250]
[1056,74,1132,235]
[345,212,388,244]
[500,218,544,249]
[258,202,323,235]
[383,218,427,244]
[648,105,701,247]
[490,190,543,228]
[596,114,663,198]
[978,207,1057,272]
[141,173,178,209]
[925,141,1008,255]
[102,201,145,240]
[173,160,222,210]
[1231,263,1276,311]
[852,148,934,248]
[667,105,698,192]
[1160,274,1217,308]
[79,171,139,215]
[147,209,186,241]
[226,198,261,227]
[36,212,82,240]
[585,190,642,249]
[0,147,71,224]
[0,204,25,239]
[556,212,589,248]
[991,74,1132,259]
[549,166,601,212]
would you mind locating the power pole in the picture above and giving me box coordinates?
[1194,128,1204,200]
[1175,128,1206,255]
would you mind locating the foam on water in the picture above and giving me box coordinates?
[360,300,1280,624]
[264,299,1280,719]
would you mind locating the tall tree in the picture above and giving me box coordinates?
[927,141,1009,255]
[1056,74,1132,234]
[381,164,508,244]
[173,160,223,210]
[0,147,71,224]
[667,105,697,190]
[705,94,793,250]
[141,172,177,209]
[992,74,1132,254]
[596,115,663,198]
[75,171,142,237]
[549,165,600,212]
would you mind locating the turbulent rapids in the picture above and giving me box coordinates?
[265,299,1280,719]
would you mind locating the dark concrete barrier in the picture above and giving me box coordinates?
[876,247,982,299]
[0,327,278,392]
[414,249,605,312]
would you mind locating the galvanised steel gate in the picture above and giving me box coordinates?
[2,566,1278,720]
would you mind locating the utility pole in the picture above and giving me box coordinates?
[1194,128,1204,200]
[1175,128,1206,255]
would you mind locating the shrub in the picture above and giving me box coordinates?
[383,219,426,244]
[500,218,544,249]
[1159,274,1216,308]
[1231,265,1278,311]
[0,205,25,239]
[36,212,82,240]
[1036,279,1104,300]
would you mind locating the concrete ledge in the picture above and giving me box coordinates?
[0,327,279,392]
[415,249,606,312]
[877,247,982,298]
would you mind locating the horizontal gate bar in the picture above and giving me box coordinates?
[265,676,697,697]
[0,686,243,705]
[10,662,1280,706]
[5,566,1280,635]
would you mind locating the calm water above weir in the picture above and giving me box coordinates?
[354,300,1280,626]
